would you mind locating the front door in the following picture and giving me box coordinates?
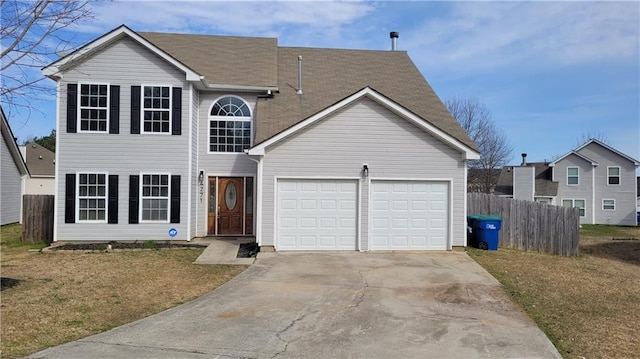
[217,177,244,235]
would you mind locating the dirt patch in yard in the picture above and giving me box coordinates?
[0,224,247,358]
[468,225,640,359]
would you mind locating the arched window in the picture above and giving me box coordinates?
[209,96,252,153]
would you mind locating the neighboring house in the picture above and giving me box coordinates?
[467,168,501,193]
[494,142,639,226]
[1,107,29,225]
[637,176,640,213]
[42,25,480,251]
[20,142,55,195]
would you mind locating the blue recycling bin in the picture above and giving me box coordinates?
[467,215,502,250]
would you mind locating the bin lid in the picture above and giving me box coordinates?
[467,214,502,221]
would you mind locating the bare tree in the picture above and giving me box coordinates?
[575,130,610,147]
[445,97,513,193]
[1,0,94,117]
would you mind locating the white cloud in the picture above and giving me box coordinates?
[72,1,376,37]
[404,2,639,74]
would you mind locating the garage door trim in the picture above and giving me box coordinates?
[368,178,453,251]
[275,176,361,251]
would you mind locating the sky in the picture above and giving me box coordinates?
[3,0,639,167]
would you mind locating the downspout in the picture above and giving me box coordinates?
[592,165,596,224]
[245,154,263,246]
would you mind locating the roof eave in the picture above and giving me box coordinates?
[42,24,201,82]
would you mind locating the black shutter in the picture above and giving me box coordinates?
[67,84,77,133]
[129,175,139,224]
[131,86,141,134]
[170,175,180,223]
[109,86,120,134]
[65,174,76,223]
[108,175,118,224]
[172,87,182,135]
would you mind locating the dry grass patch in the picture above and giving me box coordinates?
[468,225,640,359]
[0,224,247,358]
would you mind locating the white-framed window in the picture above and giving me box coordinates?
[607,167,620,185]
[79,83,109,132]
[209,96,252,153]
[77,172,107,221]
[602,199,615,211]
[142,85,171,133]
[140,173,170,221]
[567,167,579,185]
[562,199,586,217]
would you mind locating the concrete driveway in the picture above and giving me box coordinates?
[29,252,561,359]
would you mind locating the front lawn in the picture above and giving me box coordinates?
[0,223,247,358]
[468,225,640,358]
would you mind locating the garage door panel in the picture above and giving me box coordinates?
[277,179,357,250]
[371,180,448,250]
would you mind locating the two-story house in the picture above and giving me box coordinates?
[494,141,639,226]
[42,25,480,251]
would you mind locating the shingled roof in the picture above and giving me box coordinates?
[22,142,55,177]
[254,47,476,149]
[138,32,278,88]
[494,162,558,197]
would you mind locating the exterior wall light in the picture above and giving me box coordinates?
[362,164,369,177]
[198,170,204,184]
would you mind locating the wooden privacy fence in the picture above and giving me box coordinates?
[467,193,580,256]
[22,195,54,245]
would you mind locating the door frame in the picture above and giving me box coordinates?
[205,175,255,236]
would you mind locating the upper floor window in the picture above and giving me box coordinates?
[607,167,620,185]
[562,199,585,217]
[209,96,252,153]
[143,85,171,133]
[79,84,109,132]
[567,167,579,185]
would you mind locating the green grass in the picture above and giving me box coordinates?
[579,224,639,238]
[0,223,48,250]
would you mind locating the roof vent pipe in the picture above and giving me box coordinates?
[296,55,303,95]
[390,31,399,51]
[521,153,527,166]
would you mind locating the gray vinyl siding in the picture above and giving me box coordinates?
[513,166,535,201]
[260,97,467,249]
[554,155,594,224]
[1,136,23,225]
[577,143,638,226]
[56,38,191,241]
[195,91,258,236]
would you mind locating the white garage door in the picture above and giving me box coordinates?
[371,181,448,250]
[277,179,357,250]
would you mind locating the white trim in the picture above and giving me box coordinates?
[549,151,598,167]
[357,176,363,252]
[566,166,579,186]
[574,139,640,166]
[592,168,596,224]
[255,157,263,246]
[75,171,109,223]
[247,87,480,160]
[140,84,173,134]
[602,199,616,211]
[562,198,587,218]
[139,172,171,223]
[366,174,372,251]
[53,81,60,241]
[43,25,201,82]
[76,82,110,133]
[606,166,621,186]
[368,178,453,251]
[187,84,193,241]
[463,164,468,247]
